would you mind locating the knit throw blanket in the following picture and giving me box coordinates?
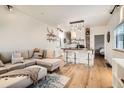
[0,67,41,85]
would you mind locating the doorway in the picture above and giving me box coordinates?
[94,35,105,58]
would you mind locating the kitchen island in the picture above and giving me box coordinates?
[61,48,94,66]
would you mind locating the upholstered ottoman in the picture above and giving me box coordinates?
[36,59,61,72]
[0,65,47,88]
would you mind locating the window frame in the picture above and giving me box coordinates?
[113,21,124,51]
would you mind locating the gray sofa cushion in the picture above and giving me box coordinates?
[21,50,29,59]
[0,52,12,64]
[5,63,25,71]
[0,67,8,75]
[23,59,36,67]
[42,50,47,58]
[0,59,35,74]
[28,49,34,58]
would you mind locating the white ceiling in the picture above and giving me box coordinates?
[15,5,113,27]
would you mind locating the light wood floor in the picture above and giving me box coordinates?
[56,56,112,88]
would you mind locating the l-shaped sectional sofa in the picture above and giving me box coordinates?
[0,49,62,88]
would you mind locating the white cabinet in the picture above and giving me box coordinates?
[112,58,124,88]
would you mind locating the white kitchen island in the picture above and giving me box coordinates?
[62,48,94,66]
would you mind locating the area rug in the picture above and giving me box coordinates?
[28,73,70,88]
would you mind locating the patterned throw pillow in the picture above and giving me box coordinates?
[33,52,43,59]
[34,48,40,52]
[0,60,4,67]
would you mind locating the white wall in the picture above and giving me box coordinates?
[106,6,124,65]
[0,7,59,52]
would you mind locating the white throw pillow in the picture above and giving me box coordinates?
[12,51,24,64]
[0,60,4,67]
[12,57,24,64]
[12,52,21,58]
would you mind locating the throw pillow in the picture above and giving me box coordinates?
[12,57,24,64]
[33,52,43,59]
[12,51,21,58]
[34,48,40,52]
[0,52,12,63]
[46,49,55,58]
[11,51,24,64]
[0,60,4,67]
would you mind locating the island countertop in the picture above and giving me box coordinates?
[61,48,89,51]
[61,48,94,53]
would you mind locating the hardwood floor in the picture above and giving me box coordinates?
[56,56,112,88]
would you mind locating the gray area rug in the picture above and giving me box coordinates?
[29,73,70,88]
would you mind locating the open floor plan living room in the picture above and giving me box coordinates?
[0,5,124,88]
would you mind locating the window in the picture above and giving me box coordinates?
[114,22,124,49]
